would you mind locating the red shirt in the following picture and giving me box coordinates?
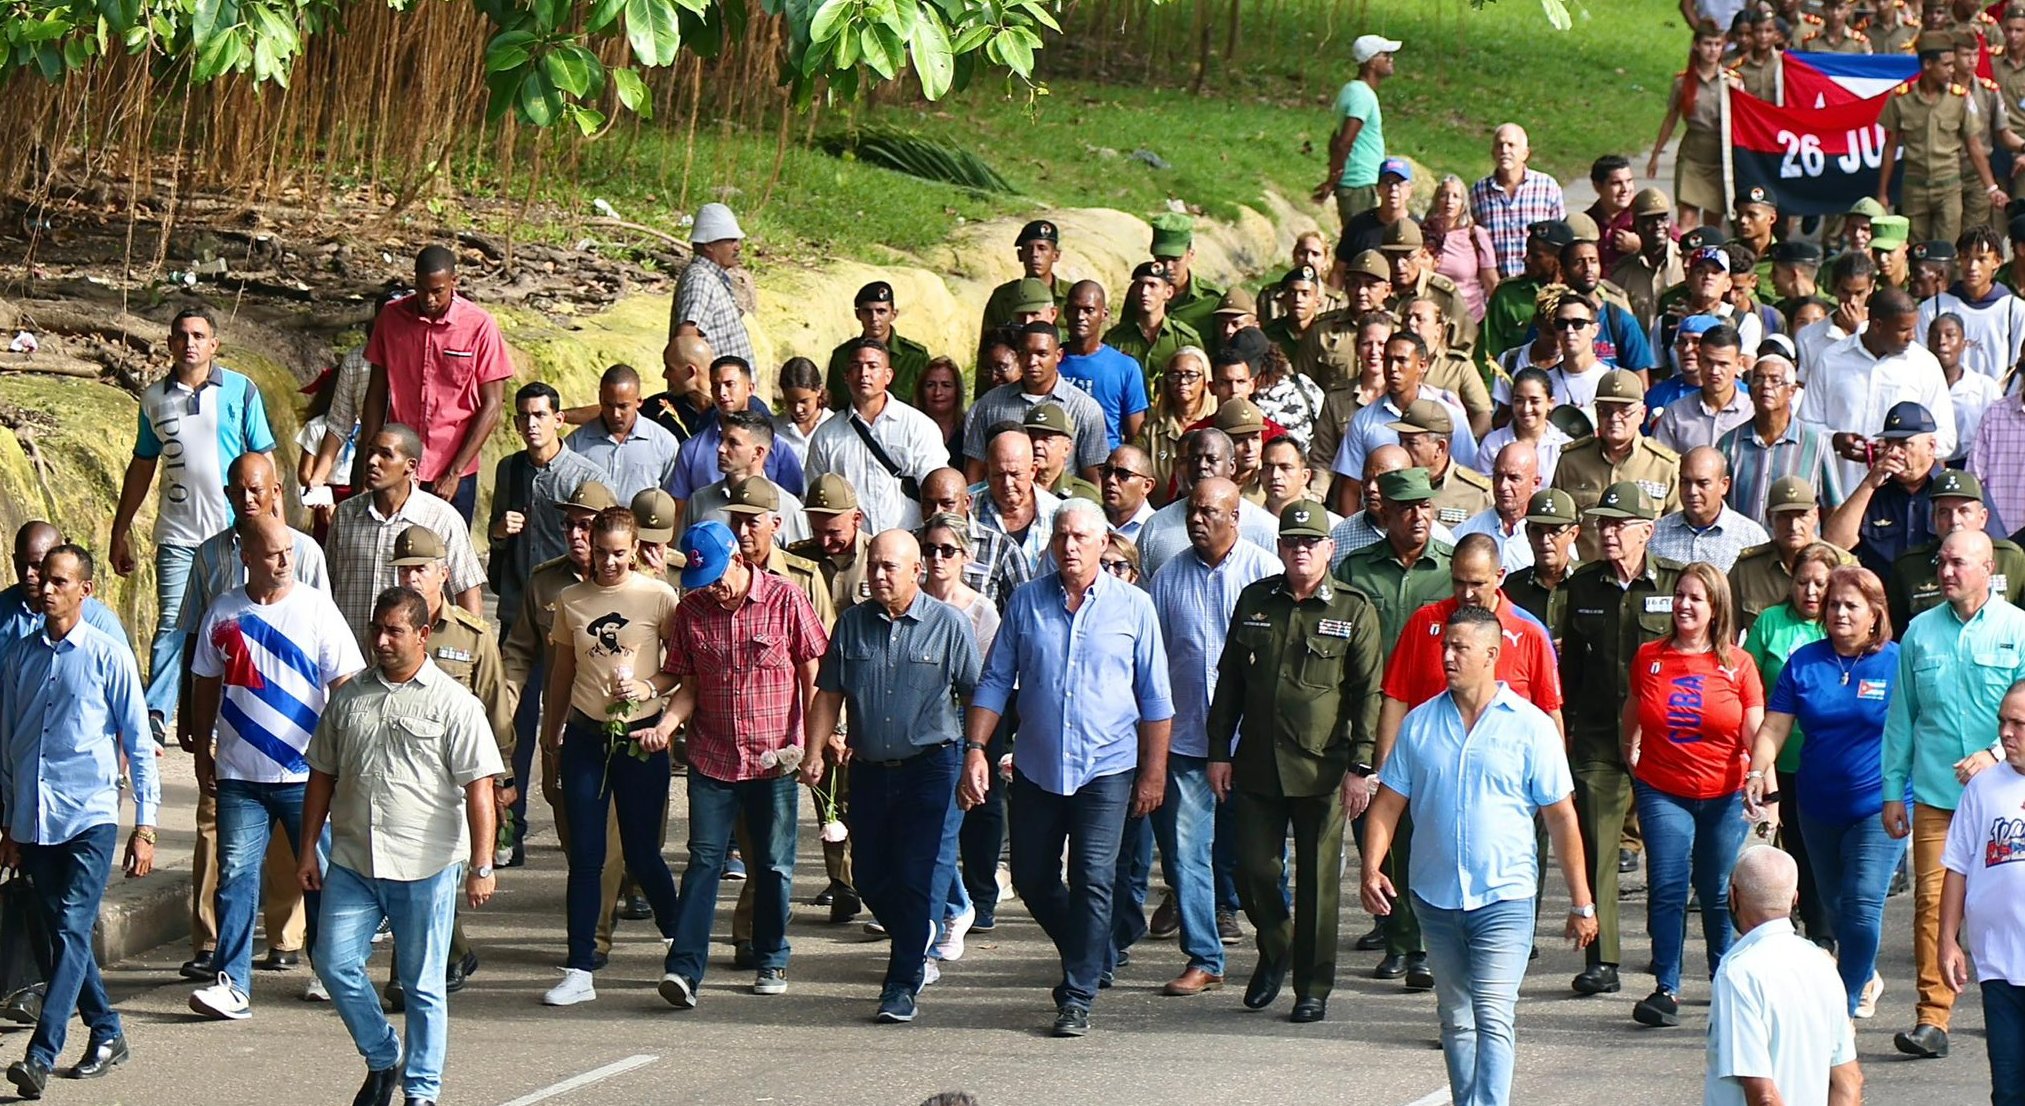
[1380,595,1564,713]
[1630,641,1764,800]
[366,294,515,482]
[663,569,830,783]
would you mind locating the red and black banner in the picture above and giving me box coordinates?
[1724,83,1898,217]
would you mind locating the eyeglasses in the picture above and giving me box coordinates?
[1597,404,1642,422]
[1166,371,1204,383]
[1100,464,1152,483]
[1100,558,1136,576]
[922,543,964,560]
[1553,317,1595,331]
[1749,375,1791,390]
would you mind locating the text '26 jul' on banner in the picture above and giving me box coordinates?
[1722,52,1929,218]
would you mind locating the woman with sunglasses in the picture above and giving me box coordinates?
[1137,348,1216,504]
[1101,533,1142,584]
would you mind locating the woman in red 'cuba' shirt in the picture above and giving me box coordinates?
[1620,561,1764,1030]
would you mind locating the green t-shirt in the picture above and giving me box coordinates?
[1742,601,1825,773]
[1334,79,1384,189]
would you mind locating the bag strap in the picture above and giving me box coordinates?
[847,412,907,482]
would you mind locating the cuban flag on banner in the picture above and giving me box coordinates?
[1724,83,1899,217]
[1781,51,1921,108]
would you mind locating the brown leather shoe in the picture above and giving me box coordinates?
[1162,967,1225,996]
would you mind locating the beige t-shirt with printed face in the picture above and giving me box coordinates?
[549,572,680,724]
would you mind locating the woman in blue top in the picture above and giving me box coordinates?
[1745,565,1901,1019]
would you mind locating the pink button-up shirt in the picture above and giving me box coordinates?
[366,294,514,482]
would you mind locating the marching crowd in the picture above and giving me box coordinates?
[8,5,2025,1106]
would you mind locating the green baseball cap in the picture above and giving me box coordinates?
[1585,481,1658,521]
[1344,249,1390,283]
[1279,500,1331,539]
[1211,397,1266,435]
[1385,397,1453,436]
[1766,476,1818,514]
[1376,467,1436,503]
[1847,196,1887,221]
[804,473,860,515]
[1932,469,1984,502]
[631,488,679,543]
[1593,369,1647,406]
[1870,214,1910,252]
[1149,212,1194,258]
[1010,277,1055,314]
[1523,489,1579,526]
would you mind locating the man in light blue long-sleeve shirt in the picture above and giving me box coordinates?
[0,545,159,1095]
[963,497,1174,1039]
[1881,529,2025,1058]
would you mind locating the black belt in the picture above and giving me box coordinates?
[567,708,663,735]
[855,740,955,769]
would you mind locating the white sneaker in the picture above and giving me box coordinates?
[921,958,941,987]
[302,976,329,1002]
[1855,972,1883,1019]
[542,967,597,1006]
[189,972,251,1020]
[658,972,697,1009]
[934,906,976,962]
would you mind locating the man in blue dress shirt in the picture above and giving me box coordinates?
[0,545,159,1096]
[0,523,128,653]
[963,497,1174,1039]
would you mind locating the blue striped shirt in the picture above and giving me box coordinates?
[1150,541,1281,757]
[1718,417,1845,525]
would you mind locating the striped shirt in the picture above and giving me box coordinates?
[1969,393,2025,535]
[1469,169,1567,278]
[1649,507,1770,573]
[327,486,486,647]
[670,255,754,364]
[961,379,1111,473]
[1150,541,1281,757]
[191,585,363,783]
[1718,417,1846,525]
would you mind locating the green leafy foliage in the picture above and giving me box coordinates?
[818,126,1015,193]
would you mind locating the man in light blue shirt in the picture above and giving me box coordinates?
[1147,479,1278,996]
[564,364,681,503]
[1330,333,1478,514]
[0,545,159,1095]
[1881,529,2025,1056]
[663,356,806,504]
[0,522,128,654]
[964,498,1173,1038]
[1361,604,1594,1106]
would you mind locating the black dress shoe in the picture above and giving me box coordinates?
[1572,963,1622,995]
[1354,921,1386,951]
[0,984,43,1026]
[1050,1005,1089,1037]
[1371,952,1408,979]
[258,948,300,971]
[618,896,653,921]
[7,1058,49,1099]
[731,941,756,971]
[1243,954,1288,1010]
[383,978,405,1013]
[445,951,479,993]
[1618,848,1638,873]
[179,952,215,981]
[828,888,862,924]
[353,1063,401,1106]
[66,1035,129,1079]
[1403,953,1434,991]
[1289,997,1328,1023]
[1894,1024,1950,1058]
[812,883,836,907]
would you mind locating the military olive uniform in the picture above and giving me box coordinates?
[1798,26,1871,54]
[1611,246,1685,333]
[1427,464,1494,530]
[1207,575,1383,1004]
[761,545,839,629]
[1333,537,1454,958]
[1259,284,1347,326]
[1167,275,1228,340]
[788,532,869,898]
[1994,56,2025,189]
[1550,436,1683,562]
[1729,542,1857,634]
[1050,471,1103,503]
[1963,75,2012,233]
[1263,315,1312,364]
[1557,554,1685,969]
[1292,309,1363,392]
[826,332,932,411]
[1728,53,1782,103]
[1505,565,1574,643]
[1878,79,1983,243]
[1305,385,1365,503]
[1871,3,1921,54]
[1887,536,2025,637]
[1392,270,1478,357]
[981,273,1071,332]
[1480,276,1542,371]
[1425,349,1493,433]
[1105,315,1204,392]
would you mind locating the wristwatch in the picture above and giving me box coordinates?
[472,866,494,879]
[964,741,989,754]
[1569,904,1597,918]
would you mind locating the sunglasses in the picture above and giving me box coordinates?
[1278,535,1325,550]
[1100,558,1136,576]
[922,543,964,560]
[1100,464,1152,482]
[1553,316,1595,331]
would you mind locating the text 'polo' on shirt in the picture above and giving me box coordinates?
[133,365,277,547]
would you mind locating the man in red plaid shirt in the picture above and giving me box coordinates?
[653,520,828,1007]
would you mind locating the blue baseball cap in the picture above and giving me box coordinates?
[1379,156,1413,182]
[1877,401,1937,440]
[1677,314,1721,342]
[679,521,737,589]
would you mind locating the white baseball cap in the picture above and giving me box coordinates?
[1352,34,1402,64]
[690,202,745,245]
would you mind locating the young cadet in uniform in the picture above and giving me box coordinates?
[1729,477,1856,634]
[1877,30,2006,246]
[1379,220,1475,358]
[825,282,932,411]
[1294,256,1394,389]
[1207,501,1383,1023]
[1151,215,1226,341]
[1728,7,1783,102]
[1557,482,1684,999]
[1953,32,2022,234]
[1388,400,1491,531]
[1886,470,2025,634]
[1801,0,1872,51]
[1106,262,1204,389]
[1768,241,1834,329]
[1551,370,1682,562]
[1263,267,1326,363]
[981,220,1070,333]
[1504,488,1581,639]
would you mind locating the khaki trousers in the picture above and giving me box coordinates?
[1912,803,1959,1030]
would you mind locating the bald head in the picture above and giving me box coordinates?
[1365,443,1412,481]
[920,467,970,516]
[1729,846,1799,923]
[227,451,283,520]
[674,334,713,371]
[237,514,296,592]
[1189,476,1241,514]
[865,529,922,614]
[1682,446,1727,482]
[13,521,59,562]
[1185,477,1242,558]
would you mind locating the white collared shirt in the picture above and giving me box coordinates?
[1797,334,1958,494]
[1703,918,1855,1106]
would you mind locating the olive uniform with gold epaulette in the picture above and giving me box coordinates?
[1877,77,1985,243]
[1549,435,1682,562]
[1392,270,1478,359]
[1728,541,1858,634]
[1728,54,1781,103]
[1799,25,1872,54]
[1964,74,2013,232]
[761,544,839,631]
[1429,464,1494,529]
[789,531,872,613]
[1424,349,1493,434]
[1292,309,1363,392]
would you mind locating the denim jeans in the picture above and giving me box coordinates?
[1634,781,1749,994]
[1417,893,1537,1106]
[1009,767,1133,1011]
[669,770,797,983]
[849,743,959,995]
[1106,814,1153,973]
[314,862,460,1099]
[214,779,327,991]
[1984,980,2025,1106]
[934,771,972,930]
[1797,809,1899,1016]
[19,824,118,1068]
[144,541,197,718]
[558,717,680,971]
[1149,754,1224,975]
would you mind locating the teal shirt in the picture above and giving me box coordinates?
[1333,79,1384,188]
[1882,592,2025,810]
[1742,603,1825,774]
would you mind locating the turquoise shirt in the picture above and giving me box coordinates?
[1882,591,2025,810]
[1742,602,1825,773]
[1333,79,1384,188]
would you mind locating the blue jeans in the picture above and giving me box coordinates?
[559,717,680,971]
[1106,814,1153,972]
[144,541,197,718]
[215,779,327,991]
[1150,754,1224,975]
[1417,893,1536,1106]
[1798,809,1900,1016]
[1634,781,1749,994]
[19,824,118,1068]
[1984,980,2025,1106]
[1009,767,1133,1010]
[849,743,959,994]
[669,770,797,983]
[935,772,972,930]
[314,861,460,1099]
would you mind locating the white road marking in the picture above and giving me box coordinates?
[1399,1091,1449,1106]
[496,1054,659,1106]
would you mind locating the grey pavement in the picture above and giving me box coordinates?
[43,782,1993,1106]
